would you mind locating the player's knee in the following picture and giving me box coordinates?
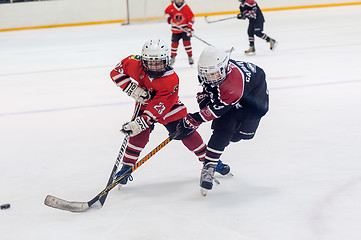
[209,129,233,148]
[230,131,255,142]
[254,31,263,38]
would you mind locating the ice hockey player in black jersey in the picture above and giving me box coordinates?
[177,46,269,194]
[237,0,277,55]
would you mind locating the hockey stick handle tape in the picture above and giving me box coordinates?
[0,203,11,210]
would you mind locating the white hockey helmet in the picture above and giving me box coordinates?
[197,46,229,86]
[141,39,170,78]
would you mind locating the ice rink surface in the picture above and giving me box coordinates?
[1,5,361,240]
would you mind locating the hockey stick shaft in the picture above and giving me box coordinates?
[99,102,141,205]
[94,135,174,201]
[178,26,234,52]
[182,28,234,52]
[179,26,212,46]
[44,130,180,212]
[204,16,237,24]
[193,35,212,46]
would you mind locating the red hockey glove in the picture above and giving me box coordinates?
[165,14,171,24]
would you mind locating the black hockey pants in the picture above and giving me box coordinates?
[208,74,269,152]
[207,108,262,153]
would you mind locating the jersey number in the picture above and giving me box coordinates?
[154,102,166,115]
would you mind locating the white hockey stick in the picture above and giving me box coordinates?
[204,16,237,24]
[179,27,234,52]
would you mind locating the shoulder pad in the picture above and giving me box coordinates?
[129,55,142,61]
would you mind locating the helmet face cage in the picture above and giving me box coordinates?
[175,0,185,7]
[197,47,228,86]
[141,39,169,78]
[198,66,227,86]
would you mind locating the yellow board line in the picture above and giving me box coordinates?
[1,2,361,32]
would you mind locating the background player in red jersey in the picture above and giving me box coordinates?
[177,46,269,193]
[164,0,195,66]
[237,0,277,55]
[110,39,230,186]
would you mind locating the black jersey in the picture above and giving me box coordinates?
[194,59,269,122]
[239,0,265,23]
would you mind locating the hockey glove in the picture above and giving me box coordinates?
[186,27,194,37]
[123,82,150,103]
[196,92,211,109]
[121,116,149,137]
[165,14,171,24]
[181,113,202,130]
[176,113,202,138]
[237,13,246,20]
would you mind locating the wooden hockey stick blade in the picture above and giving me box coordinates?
[44,133,178,212]
[44,174,126,212]
[44,104,142,212]
[44,195,91,212]
[44,179,121,212]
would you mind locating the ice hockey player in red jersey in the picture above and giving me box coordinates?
[177,46,269,194]
[110,39,230,186]
[164,0,195,66]
[237,0,277,55]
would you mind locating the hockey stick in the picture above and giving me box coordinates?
[179,27,234,52]
[44,130,180,212]
[98,102,141,206]
[179,26,212,46]
[204,16,237,24]
[194,35,213,46]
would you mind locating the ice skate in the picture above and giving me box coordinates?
[114,163,134,187]
[188,56,194,65]
[215,160,232,176]
[244,46,255,55]
[169,56,175,66]
[269,38,277,51]
[200,162,217,195]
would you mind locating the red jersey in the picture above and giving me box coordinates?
[164,3,194,33]
[110,55,187,125]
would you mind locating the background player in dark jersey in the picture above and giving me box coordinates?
[237,0,277,55]
[178,46,269,193]
[165,0,195,65]
[110,39,230,186]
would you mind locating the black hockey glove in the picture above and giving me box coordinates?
[176,113,202,138]
[196,92,211,109]
[182,113,201,130]
[237,13,246,20]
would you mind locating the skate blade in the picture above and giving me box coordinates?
[271,41,278,51]
[244,52,256,56]
[200,188,208,196]
[216,171,234,177]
